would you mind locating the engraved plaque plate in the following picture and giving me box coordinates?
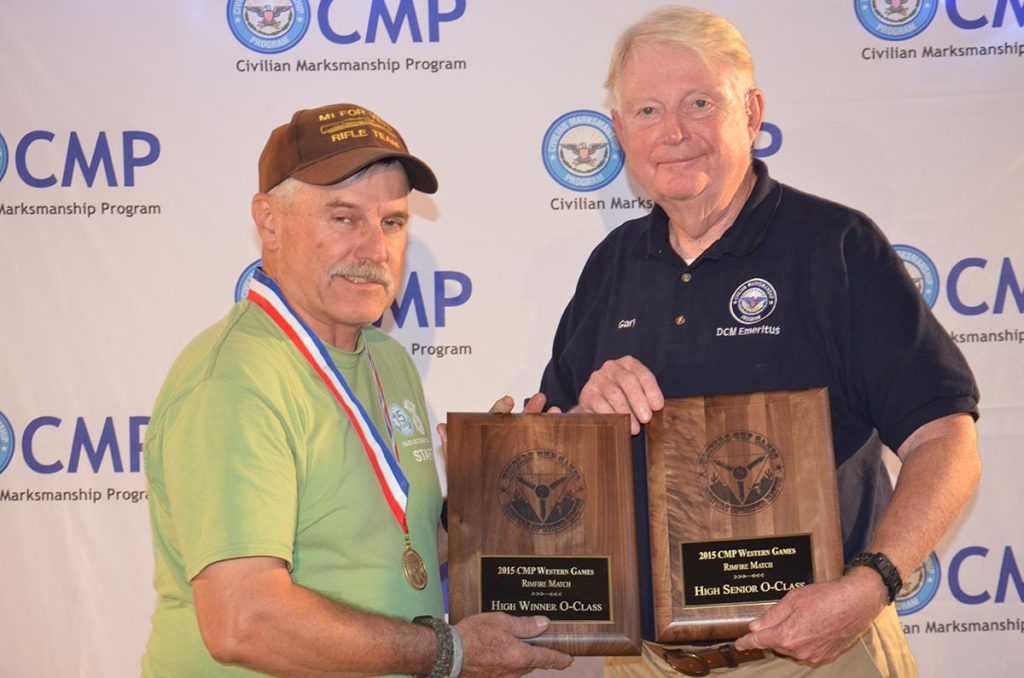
[480,556,612,622]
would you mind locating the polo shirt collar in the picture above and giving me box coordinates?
[638,159,781,265]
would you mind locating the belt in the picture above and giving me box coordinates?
[649,642,768,676]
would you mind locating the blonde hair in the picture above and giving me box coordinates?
[606,6,756,104]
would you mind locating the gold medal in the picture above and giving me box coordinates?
[402,545,428,590]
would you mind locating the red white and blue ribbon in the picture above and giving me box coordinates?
[247,267,410,532]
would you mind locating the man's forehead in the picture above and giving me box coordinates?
[619,48,745,100]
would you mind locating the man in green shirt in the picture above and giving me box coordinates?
[142,103,574,677]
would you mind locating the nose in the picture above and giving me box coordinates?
[660,112,686,144]
[354,222,388,262]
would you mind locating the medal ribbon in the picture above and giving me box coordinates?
[247,268,410,532]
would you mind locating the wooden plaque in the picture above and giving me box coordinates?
[645,388,843,642]
[446,413,641,656]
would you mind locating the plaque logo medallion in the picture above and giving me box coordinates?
[697,431,784,516]
[498,449,586,534]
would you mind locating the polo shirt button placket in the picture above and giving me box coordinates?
[675,270,692,328]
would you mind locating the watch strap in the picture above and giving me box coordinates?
[846,551,902,603]
[413,615,455,678]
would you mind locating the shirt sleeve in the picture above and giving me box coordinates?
[840,221,979,452]
[160,379,299,580]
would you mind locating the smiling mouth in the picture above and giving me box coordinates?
[658,155,702,165]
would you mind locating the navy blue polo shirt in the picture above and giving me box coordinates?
[539,159,979,639]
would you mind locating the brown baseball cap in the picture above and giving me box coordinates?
[258,103,438,194]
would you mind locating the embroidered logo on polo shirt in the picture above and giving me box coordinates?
[729,278,778,325]
[617,318,636,329]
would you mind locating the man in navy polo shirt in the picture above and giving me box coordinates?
[538,7,980,676]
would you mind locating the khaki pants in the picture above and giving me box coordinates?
[605,606,916,677]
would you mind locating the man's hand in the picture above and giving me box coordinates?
[455,613,574,677]
[733,567,888,665]
[437,393,555,454]
[576,356,664,434]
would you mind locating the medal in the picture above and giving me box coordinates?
[248,268,430,591]
[403,538,428,590]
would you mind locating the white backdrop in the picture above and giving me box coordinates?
[1,2,1022,676]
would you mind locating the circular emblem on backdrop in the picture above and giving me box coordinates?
[894,244,939,308]
[697,431,784,515]
[498,450,586,533]
[234,259,262,302]
[0,132,8,183]
[388,403,415,438]
[227,0,310,54]
[0,411,15,475]
[854,0,938,41]
[542,110,623,192]
[896,552,941,615]
[729,278,778,325]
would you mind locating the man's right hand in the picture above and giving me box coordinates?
[455,613,574,677]
[576,356,664,434]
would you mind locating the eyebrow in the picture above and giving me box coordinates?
[323,200,409,220]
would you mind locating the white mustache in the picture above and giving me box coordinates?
[330,262,394,294]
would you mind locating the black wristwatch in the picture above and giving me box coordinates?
[846,551,903,603]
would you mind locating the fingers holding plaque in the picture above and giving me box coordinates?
[446,413,641,656]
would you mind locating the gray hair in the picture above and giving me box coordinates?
[606,6,756,105]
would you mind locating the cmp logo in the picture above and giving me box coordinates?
[729,278,778,325]
[235,259,262,302]
[855,0,939,40]
[0,411,14,474]
[498,450,586,534]
[894,244,939,308]
[542,110,623,192]
[896,551,942,615]
[0,132,8,183]
[697,431,785,516]
[228,0,311,54]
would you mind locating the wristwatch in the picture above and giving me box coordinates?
[413,615,458,678]
[846,551,903,603]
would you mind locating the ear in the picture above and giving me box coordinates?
[611,108,624,142]
[252,193,281,252]
[746,88,766,145]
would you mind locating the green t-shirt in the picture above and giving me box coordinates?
[142,301,443,676]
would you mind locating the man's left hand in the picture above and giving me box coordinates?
[733,567,888,665]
